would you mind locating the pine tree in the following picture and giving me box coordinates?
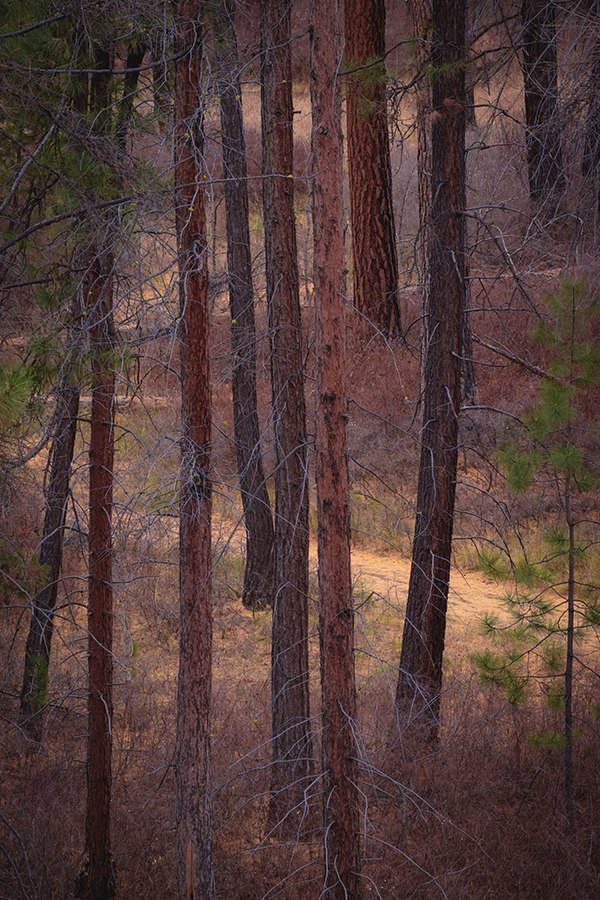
[474,280,600,832]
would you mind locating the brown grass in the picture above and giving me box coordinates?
[4,9,600,894]
[3,582,600,899]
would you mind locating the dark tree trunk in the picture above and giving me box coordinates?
[75,45,117,900]
[173,3,215,898]
[19,372,79,736]
[151,20,170,130]
[116,43,147,153]
[311,0,361,895]
[565,514,575,832]
[521,0,565,217]
[76,250,116,900]
[395,0,466,741]
[345,0,400,338]
[260,0,312,828]
[582,5,600,224]
[216,0,275,611]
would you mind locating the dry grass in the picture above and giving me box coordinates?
[2,259,600,896]
[3,556,600,900]
[4,8,600,893]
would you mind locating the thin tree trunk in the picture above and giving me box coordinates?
[76,249,116,900]
[260,0,312,828]
[19,371,79,736]
[395,0,466,742]
[311,0,361,895]
[565,504,575,832]
[345,0,400,338]
[75,42,117,899]
[116,43,147,154]
[521,0,565,218]
[173,3,215,898]
[582,5,600,225]
[216,0,275,611]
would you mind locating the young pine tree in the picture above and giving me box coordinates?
[475,280,600,832]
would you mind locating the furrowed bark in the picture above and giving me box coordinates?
[312,0,361,894]
[395,0,466,742]
[173,2,215,897]
[216,0,275,611]
[260,0,312,829]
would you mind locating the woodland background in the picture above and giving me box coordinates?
[2,0,600,898]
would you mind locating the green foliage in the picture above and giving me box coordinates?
[475,281,600,753]
[0,365,33,428]
[24,652,49,712]
[528,730,566,751]
[0,541,46,607]
[476,546,510,580]
[472,647,529,705]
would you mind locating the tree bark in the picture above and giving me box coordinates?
[75,42,117,899]
[173,3,215,898]
[395,0,466,741]
[116,42,147,154]
[216,0,275,611]
[345,0,400,338]
[19,370,79,736]
[311,0,361,895]
[260,0,312,828]
[521,0,565,218]
[76,249,116,900]
[582,4,600,224]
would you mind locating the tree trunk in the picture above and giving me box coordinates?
[260,0,312,829]
[75,43,117,899]
[216,0,275,611]
[345,0,400,338]
[173,3,215,898]
[311,0,361,895]
[76,249,116,900]
[521,0,565,218]
[116,43,147,154]
[19,371,79,736]
[395,0,466,742]
[565,504,575,832]
[582,5,600,225]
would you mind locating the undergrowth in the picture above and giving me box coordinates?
[2,517,600,899]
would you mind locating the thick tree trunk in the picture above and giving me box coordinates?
[395,0,466,742]
[521,0,565,217]
[260,0,312,828]
[19,373,79,736]
[345,0,400,338]
[76,250,116,900]
[311,0,361,895]
[216,0,275,611]
[173,4,215,899]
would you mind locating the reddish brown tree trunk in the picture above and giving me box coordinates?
[76,250,116,900]
[521,0,565,216]
[260,0,312,827]
[173,3,215,898]
[345,0,400,337]
[216,0,275,611]
[395,0,466,741]
[311,0,361,895]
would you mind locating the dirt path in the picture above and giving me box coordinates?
[346,546,503,624]
[216,518,504,624]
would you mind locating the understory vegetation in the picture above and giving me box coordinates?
[2,0,600,897]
